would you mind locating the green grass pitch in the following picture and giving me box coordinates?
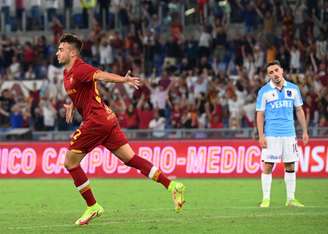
[0,179,327,234]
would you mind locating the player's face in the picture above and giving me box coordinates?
[56,42,73,65]
[267,64,284,84]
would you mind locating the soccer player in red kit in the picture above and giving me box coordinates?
[56,34,185,225]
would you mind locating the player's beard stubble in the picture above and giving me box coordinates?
[58,56,69,66]
[271,75,283,85]
[57,51,70,65]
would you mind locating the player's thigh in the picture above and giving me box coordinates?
[282,137,298,163]
[102,122,130,162]
[64,150,87,169]
[261,137,283,163]
[111,143,135,163]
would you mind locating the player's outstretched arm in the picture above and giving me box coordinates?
[295,106,309,144]
[93,70,141,89]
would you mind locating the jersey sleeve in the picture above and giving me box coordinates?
[256,88,265,111]
[74,63,99,82]
[294,85,303,107]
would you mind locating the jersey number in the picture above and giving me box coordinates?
[70,129,82,145]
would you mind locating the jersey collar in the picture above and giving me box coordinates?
[269,79,287,89]
[64,57,82,74]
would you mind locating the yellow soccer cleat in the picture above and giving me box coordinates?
[168,181,186,213]
[259,199,270,208]
[75,203,104,226]
[285,199,304,207]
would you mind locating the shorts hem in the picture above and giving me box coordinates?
[69,148,86,154]
[261,160,279,163]
[261,160,297,163]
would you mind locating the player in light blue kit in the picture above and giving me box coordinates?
[256,60,309,208]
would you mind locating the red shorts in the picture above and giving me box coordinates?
[68,113,128,153]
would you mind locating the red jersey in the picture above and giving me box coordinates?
[63,58,128,153]
[64,58,107,120]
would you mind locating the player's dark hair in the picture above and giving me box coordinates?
[59,33,83,52]
[265,60,281,72]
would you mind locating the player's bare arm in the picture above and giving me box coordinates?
[93,70,141,89]
[295,106,309,144]
[256,111,267,148]
[64,103,75,124]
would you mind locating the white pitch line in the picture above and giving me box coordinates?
[217,206,328,209]
[5,211,328,230]
[140,206,328,211]
[0,206,327,215]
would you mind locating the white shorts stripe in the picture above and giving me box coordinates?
[148,166,158,179]
[77,180,90,191]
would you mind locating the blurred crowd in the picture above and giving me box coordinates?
[0,0,327,132]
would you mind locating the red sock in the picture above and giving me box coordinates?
[67,165,96,206]
[126,155,171,189]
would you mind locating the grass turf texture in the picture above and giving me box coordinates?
[0,179,327,234]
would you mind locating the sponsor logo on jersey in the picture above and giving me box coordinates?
[269,100,293,109]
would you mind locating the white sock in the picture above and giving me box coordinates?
[261,173,272,200]
[284,171,296,201]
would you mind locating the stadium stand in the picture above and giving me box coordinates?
[0,0,327,139]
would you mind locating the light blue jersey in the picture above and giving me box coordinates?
[256,80,303,137]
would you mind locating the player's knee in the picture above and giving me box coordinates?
[263,163,274,174]
[64,158,74,170]
[263,168,273,174]
[284,163,295,172]
[64,152,78,169]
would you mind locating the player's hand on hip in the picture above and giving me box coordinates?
[302,132,309,145]
[64,103,74,124]
[125,70,141,89]
[259,136,267,148]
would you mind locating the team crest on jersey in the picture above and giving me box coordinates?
[285,89,295,99]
